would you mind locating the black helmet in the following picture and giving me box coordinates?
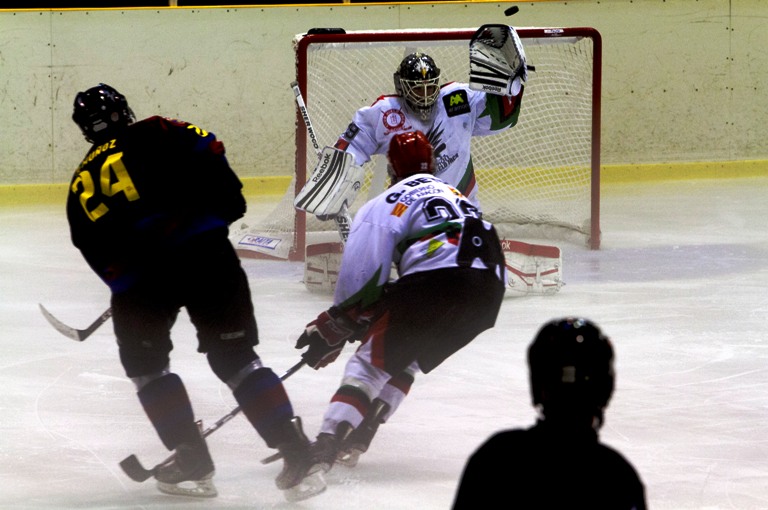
[528,318,615,426]
[72,83,135,144]
[393,53,441,120]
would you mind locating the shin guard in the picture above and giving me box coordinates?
[232,367,294,448]
[137,373,199,450]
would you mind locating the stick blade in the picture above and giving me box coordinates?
[261,451,283,465]
[38,303,84,341]
[119,454,155,482]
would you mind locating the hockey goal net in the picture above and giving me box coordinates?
[232,27,602,261]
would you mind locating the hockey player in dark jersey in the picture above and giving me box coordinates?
[452,318,647,509]
[293,130,507,474]
[67,84,323,502]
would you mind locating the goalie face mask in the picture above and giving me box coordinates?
[393,53,441,120]
[387,130,435,182]
[527,318,615,426]
[72,83,136,145]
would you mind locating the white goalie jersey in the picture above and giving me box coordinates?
[333,173,505,309]
[334,82,523,206]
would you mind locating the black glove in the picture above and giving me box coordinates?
[295,307,365,369]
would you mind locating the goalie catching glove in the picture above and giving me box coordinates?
[295,306,367,369]
[469,24,528,96]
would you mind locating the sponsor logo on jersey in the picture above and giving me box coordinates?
[442,90,470,117]
[382,108,412,134]
[435,152,459,175]
[391,202,408,217]
[387,181,443,210]
[425,239,444,258]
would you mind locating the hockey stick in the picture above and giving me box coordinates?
[39,304,112,342]
[119,359,306,483]
[291,81,352,244]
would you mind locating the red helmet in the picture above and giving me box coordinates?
[387,130,435,182]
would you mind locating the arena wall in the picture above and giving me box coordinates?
[0,0,765,203]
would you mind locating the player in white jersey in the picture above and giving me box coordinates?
[303,49,522,467]
[293,131,506,474]
[285,27,551,472]
[333,51,524,206]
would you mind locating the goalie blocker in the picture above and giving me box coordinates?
[303,239,563,296]
[294,146,363,219]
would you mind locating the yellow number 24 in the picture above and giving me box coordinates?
[72,152,140,222]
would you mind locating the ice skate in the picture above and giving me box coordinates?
[275,417,327,502]
[155,437,217,498]
[309,421,354,474]
[337,399,390,467]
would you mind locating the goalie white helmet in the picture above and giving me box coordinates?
[393,53,441,120]
[527,318,615,427]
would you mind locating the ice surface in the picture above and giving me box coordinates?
[1,178,767,509]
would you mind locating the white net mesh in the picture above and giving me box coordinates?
[232,27,600,260]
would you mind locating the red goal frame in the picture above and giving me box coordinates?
[292,27,602,259]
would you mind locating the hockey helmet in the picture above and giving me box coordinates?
[387,130,435,182]
[72,83,135,144]
[527,318,615,426]
[393,53,441,120]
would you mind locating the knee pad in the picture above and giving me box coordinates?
[120,349,171,380]
[131,365,171,391]
[206,344,259,385]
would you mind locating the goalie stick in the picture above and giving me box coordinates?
[291,81,353,243]
[119,359,306,483]
[39,304,111,341]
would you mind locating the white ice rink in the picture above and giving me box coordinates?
[1,177,767,509]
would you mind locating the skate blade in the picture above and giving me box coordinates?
[283,471,326,502]
[156,476,218,498]
[335,448,362,468]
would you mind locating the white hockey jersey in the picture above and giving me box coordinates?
[333,173,505,311]
[334,82,523,205]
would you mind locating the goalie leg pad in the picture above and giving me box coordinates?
[304,242,344,294]
[502,239,563,296]
[294,146,363,218]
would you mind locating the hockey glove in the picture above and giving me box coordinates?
[469,24,528,96]
[295,307,366,369]
[294,146,363,219]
